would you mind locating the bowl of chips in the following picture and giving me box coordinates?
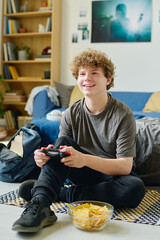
[67,200,114,231]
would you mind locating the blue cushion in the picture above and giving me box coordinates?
[109,92,153,111]
[133,111,160,119]
[32,118,60,146]
[33,90,58,119]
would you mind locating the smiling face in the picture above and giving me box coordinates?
[77,66,109,97]
[70,49,115,90]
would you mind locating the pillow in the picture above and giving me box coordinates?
[33,90,57,119]
[143,91,160,112]
[69,85,84,106]
[54,81,74,108]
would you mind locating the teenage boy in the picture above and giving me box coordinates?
[12,49,145,232]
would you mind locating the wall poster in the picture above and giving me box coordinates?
[91,0,152,43]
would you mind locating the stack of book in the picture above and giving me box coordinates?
[3,17,20,34]
[3,91,27,103]
[4,110,21,130]
[3,42,17,61]
[35,54,51,60]
[3,65,19,79]
[4,0,20,14]
[38,7,52,11]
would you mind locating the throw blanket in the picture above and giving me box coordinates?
[135,117,160,185]
[25,85,60,115]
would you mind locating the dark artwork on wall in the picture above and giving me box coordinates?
[91,0,152,43]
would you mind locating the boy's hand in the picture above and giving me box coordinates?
[60,146,86,168]
[34,144,53,167]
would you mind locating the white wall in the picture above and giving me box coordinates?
[0,0,160,92]
[61,0,160,92]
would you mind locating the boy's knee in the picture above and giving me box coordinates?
[125,177,146,208]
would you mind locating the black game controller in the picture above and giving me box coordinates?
[40,147,71,158]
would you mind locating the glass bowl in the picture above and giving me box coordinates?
[67,200,114,231]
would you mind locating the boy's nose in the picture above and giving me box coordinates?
[85,73,92,80]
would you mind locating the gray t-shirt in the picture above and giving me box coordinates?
[59,95,136,159]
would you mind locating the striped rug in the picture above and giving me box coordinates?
[0,189,160,226]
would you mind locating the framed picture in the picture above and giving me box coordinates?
[91,0,152,43]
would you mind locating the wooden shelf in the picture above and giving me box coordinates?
[2,59,51,63]
[3,32,52,38]
[4,10,52,18]
[1,0,62,119]
[5,79,51,83]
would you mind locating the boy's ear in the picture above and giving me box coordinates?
[106,77,112,85]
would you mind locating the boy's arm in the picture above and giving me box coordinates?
[60,146,133,176]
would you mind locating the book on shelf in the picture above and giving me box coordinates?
[8,19,20,34]
[47,0,52,7]
[5,110,14,129]
[13,19,20,33]
[3,16,8,34]
[7,42,17,60]
[4,111,12,129]
[3,41,19,62]
[6,17,10,34]
[4,95,26,99]
[3,0,8,14]
[37,7,52,11]
[10,0,20,13]
[5,90,24,96]
[14,0,20,12]
[4,17,20,34]
[8,110,15,129]
[3,16,14,34]
[3,43,9,61]
[4,95,27,102]
[3,64,19,80]
[35,54,51,59]
[8,65,19,79]
[3,65,13,79]
[7,0,13,13]
[6,0,20,13]
[8,19,15,34]
[45,17,52,32]
[4,91,27,102]
[5,110,21,129]
[13,0,20,13]
[10,0,16,13]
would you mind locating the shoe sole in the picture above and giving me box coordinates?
[12,215,58,232]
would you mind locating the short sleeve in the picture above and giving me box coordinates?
[58,108,73,138]
[116,114,136,158]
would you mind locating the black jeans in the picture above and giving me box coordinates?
[32,136,146,208]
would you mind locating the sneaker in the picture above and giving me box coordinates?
[18,179,37,202]
[12,197,57,232]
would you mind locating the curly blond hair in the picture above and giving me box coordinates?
[70,49,115,90]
